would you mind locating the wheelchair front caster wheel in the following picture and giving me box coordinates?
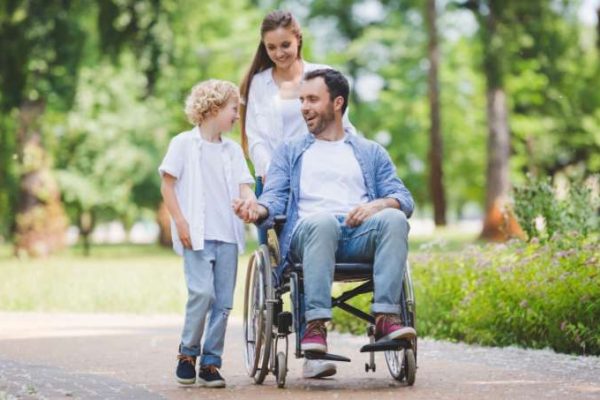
[405,349,416,386]
[365,362,376,372]
[276,351,287,388]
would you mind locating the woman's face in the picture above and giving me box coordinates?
[263,26,299,70]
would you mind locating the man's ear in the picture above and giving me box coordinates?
[333,96,345,112]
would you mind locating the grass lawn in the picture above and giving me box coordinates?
[0,243,253,316]
[0,229,477,315]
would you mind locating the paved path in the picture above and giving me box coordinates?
[1,312,599,399]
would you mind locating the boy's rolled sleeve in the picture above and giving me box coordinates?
[158,137,184,179]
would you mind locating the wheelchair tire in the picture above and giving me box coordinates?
[243,246,274,384]
[275,351,287,388]
[384,350,402,380]
[254,245,274,384]
[405,348,416,386]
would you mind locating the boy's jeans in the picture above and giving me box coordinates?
[180,241,238,368]
[290,209,409,322]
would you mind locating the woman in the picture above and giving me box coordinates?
[239,10,354,380]
[240,10,354,185]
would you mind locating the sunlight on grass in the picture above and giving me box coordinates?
[0,243,252,316]
[0,230,475,316]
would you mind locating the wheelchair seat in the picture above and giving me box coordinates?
[291,262,373,282]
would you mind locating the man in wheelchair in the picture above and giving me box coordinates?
[235,68,416,371]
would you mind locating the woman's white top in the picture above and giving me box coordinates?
[245,60,355,176]
[279,97,305,141]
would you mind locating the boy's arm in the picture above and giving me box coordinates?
[160,173,192,249]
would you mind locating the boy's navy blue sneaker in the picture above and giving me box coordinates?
[176,354,197,384]
[198,365,226,388]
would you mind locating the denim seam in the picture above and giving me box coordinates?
[341,226,377,241]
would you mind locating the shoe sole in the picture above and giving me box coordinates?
[301,343,327,353]
[197,378,226,388]
[377,327,417,342]
[304,367,337,379]
[176,377,196,385]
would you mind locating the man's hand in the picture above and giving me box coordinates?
[233,198,263,223]
[175,218,192,249]
[345,202,384,227]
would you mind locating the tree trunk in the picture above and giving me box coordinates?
[157,201,172,247]
[597,6,600,51]
[14,100,68,257]
[426,0,447,226]
[78,210,95,257]
[479,1,523,241]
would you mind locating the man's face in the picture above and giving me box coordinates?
[300,77,336,136]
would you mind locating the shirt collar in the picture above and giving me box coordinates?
[191,126,230,148]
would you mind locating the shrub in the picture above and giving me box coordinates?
[513,174,599,241]
[331,235,600,356]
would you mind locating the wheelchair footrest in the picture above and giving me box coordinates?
[360,339,411,353]
[304,351,351,362]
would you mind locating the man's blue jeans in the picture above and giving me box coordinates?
[180,241,238,368]
[289,209,409,322]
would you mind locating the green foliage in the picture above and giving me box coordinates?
[513,175,599,241]
[53,60,174,229]
[332,235,600,355]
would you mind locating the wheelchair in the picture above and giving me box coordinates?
[243,216,417,388]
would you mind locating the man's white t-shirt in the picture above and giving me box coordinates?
[298,137,368,220]
[201,141,237,244]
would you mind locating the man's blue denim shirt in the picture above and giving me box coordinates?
[257,130,415,269]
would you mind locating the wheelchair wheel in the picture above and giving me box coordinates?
[384,349,402,380]
[405,348,416,386]
[275,351,287,388]
[385,345,416,385]
[243,245,274,384]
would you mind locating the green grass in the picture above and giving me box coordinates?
[0,243,253,315]
[0,230,476,316]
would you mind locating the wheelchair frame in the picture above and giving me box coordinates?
[243,228,417,389]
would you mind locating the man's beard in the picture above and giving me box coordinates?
[308,105,335,135]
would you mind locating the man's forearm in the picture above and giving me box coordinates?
[372,197,401,211]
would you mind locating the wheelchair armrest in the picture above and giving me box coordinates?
[274,215,287,236]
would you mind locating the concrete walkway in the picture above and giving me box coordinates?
[1,312,599,399]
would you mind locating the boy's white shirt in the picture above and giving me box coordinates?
[158,126,254,256]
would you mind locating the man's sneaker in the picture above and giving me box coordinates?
[198,365,226,388]
[302,359,337,379]
[374,313,417,342]
[301,320,328,353]
[175,354,196,385]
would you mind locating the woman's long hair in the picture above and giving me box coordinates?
[240,10,303,157]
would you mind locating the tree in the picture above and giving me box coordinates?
[0,1,86,255]
[459,0,523,240]
[425,0,446,225]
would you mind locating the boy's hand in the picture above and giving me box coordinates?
[175,218,192,249]
[233,198,260,223]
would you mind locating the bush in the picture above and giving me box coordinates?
[513,174,599,241]
[331,235,600,356]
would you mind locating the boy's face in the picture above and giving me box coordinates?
[216,97,240,133]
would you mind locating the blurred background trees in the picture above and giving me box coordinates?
[0,0,598,256]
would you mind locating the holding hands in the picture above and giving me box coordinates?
[232,197,262,223]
